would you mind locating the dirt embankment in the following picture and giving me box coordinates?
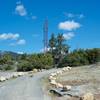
[47,64,100,100]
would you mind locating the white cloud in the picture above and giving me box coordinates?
[64,12,84,19]
[16,1,21,5]
[64,13,74,18]
[15,4,27,16]
[63,32,75,40]
[0,33,26,46]
[32,16,37,20]
[10,39,26,46]
[0,33,19,40]
[79,14,84,19]
[17,52,24,54]
[17,39,26,45]
[59,20,81,31]
[15,2,37,20]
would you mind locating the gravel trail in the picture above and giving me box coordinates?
[0,69,56,100]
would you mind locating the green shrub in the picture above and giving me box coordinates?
[0,64,14,71]
[29,53,53,69]
[58,48,100,67]
[17,60,34,71]
[4,65,13,70]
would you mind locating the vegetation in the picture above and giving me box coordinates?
[0,53,53,71]
[49,33,69,67]
[26,53,53,70]
[0,33,100,71]
[58,48,100,67]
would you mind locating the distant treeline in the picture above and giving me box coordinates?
[0,48,99,71]
[58,48,100,67]
[0,33,100,71]
[0,53,53,71]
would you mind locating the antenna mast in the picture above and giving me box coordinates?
[43,18,48,53]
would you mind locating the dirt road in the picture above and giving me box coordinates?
[0,69,56,100]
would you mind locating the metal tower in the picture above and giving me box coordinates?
[43,19,48,53]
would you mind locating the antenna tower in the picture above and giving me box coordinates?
[43,19,48,53]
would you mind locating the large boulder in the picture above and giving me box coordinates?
[33,69,38,73]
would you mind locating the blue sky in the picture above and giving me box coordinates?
[0,0,100,53]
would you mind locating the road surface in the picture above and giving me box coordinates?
[0,69,56,100]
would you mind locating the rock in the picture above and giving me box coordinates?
[56,83,63,88]
[66,66,72,70]
[38,69,41,72]
[13,73,18,78]
[18,72,24,76]
[33,69,38,73]
[80,92,94,100]
[49,75,56,81]
[50,80,57,85]
[50,73,57,77]
[63,85,72,91]
[0,76,6,82]
[6,74,11,80]
[56,70,63,75]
